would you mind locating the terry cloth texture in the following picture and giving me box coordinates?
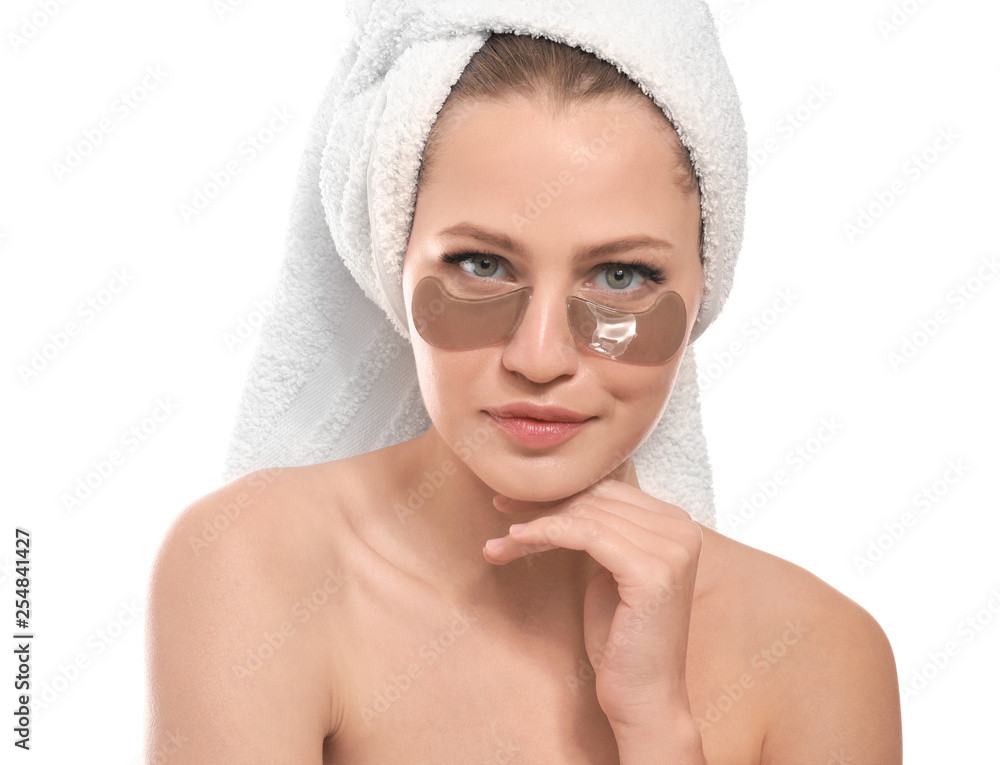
[222,0,749,530]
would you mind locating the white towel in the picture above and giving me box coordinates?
[222,0,748,531]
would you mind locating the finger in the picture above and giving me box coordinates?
[564,501,705,562]
[565,495,701,545]
[494,485,692,530]
[486,498,702,564]
[499,493,702,562]
[485,515,682,594]
[583,478,691,521]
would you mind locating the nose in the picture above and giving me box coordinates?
[500,289,580,382]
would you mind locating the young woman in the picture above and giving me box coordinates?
[145,24,902,765]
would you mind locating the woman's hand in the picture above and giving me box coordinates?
[482,477,705,756]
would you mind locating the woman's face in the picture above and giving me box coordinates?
[402,95,703,501]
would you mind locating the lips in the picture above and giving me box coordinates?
[485,412,591,448]
[485,402,592,423]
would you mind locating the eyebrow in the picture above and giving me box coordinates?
[437,222,674,263]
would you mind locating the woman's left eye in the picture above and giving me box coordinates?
[596,263,654,291]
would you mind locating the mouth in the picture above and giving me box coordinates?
[484,411,594,448]
[485,402,591,423]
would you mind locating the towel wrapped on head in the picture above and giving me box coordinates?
[223,0,749,530]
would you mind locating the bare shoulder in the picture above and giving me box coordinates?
[698,527,903,764]
[145,465,350,763]
[165,464,346,553]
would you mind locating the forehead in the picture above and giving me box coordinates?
[425,96,684,192]
[411,97,700,254]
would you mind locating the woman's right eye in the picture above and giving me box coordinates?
[440,252,509,279]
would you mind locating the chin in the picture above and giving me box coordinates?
[480,449,630,503]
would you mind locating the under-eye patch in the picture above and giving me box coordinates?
[410,275,687,365]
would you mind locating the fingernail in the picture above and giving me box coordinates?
[484,538,504,552]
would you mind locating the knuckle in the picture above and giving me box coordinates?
[661,540,694,569]
[684,520,704,548]
[673,546,694,568]
[667,517,703,550]
[541,520,565,540]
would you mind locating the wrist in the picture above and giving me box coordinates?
[613,709,706,765]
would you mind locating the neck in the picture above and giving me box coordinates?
[391,424,637,637]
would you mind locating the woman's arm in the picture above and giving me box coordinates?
[144,472,336,763]
[759,569,903,765]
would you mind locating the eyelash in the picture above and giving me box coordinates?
[437,251,667,287]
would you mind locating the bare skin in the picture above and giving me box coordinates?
[144,96,902,763]
[144,455,901,764]
[316,438,903,763]
[313,440,793,763]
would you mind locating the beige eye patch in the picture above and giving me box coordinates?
[411,275,687,365]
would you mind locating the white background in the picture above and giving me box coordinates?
[2,0,998,761]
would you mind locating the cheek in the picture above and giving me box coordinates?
[411,345,512,459]
[605,356,684,434]
[411,344,487,418]
[608,361,677,404]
